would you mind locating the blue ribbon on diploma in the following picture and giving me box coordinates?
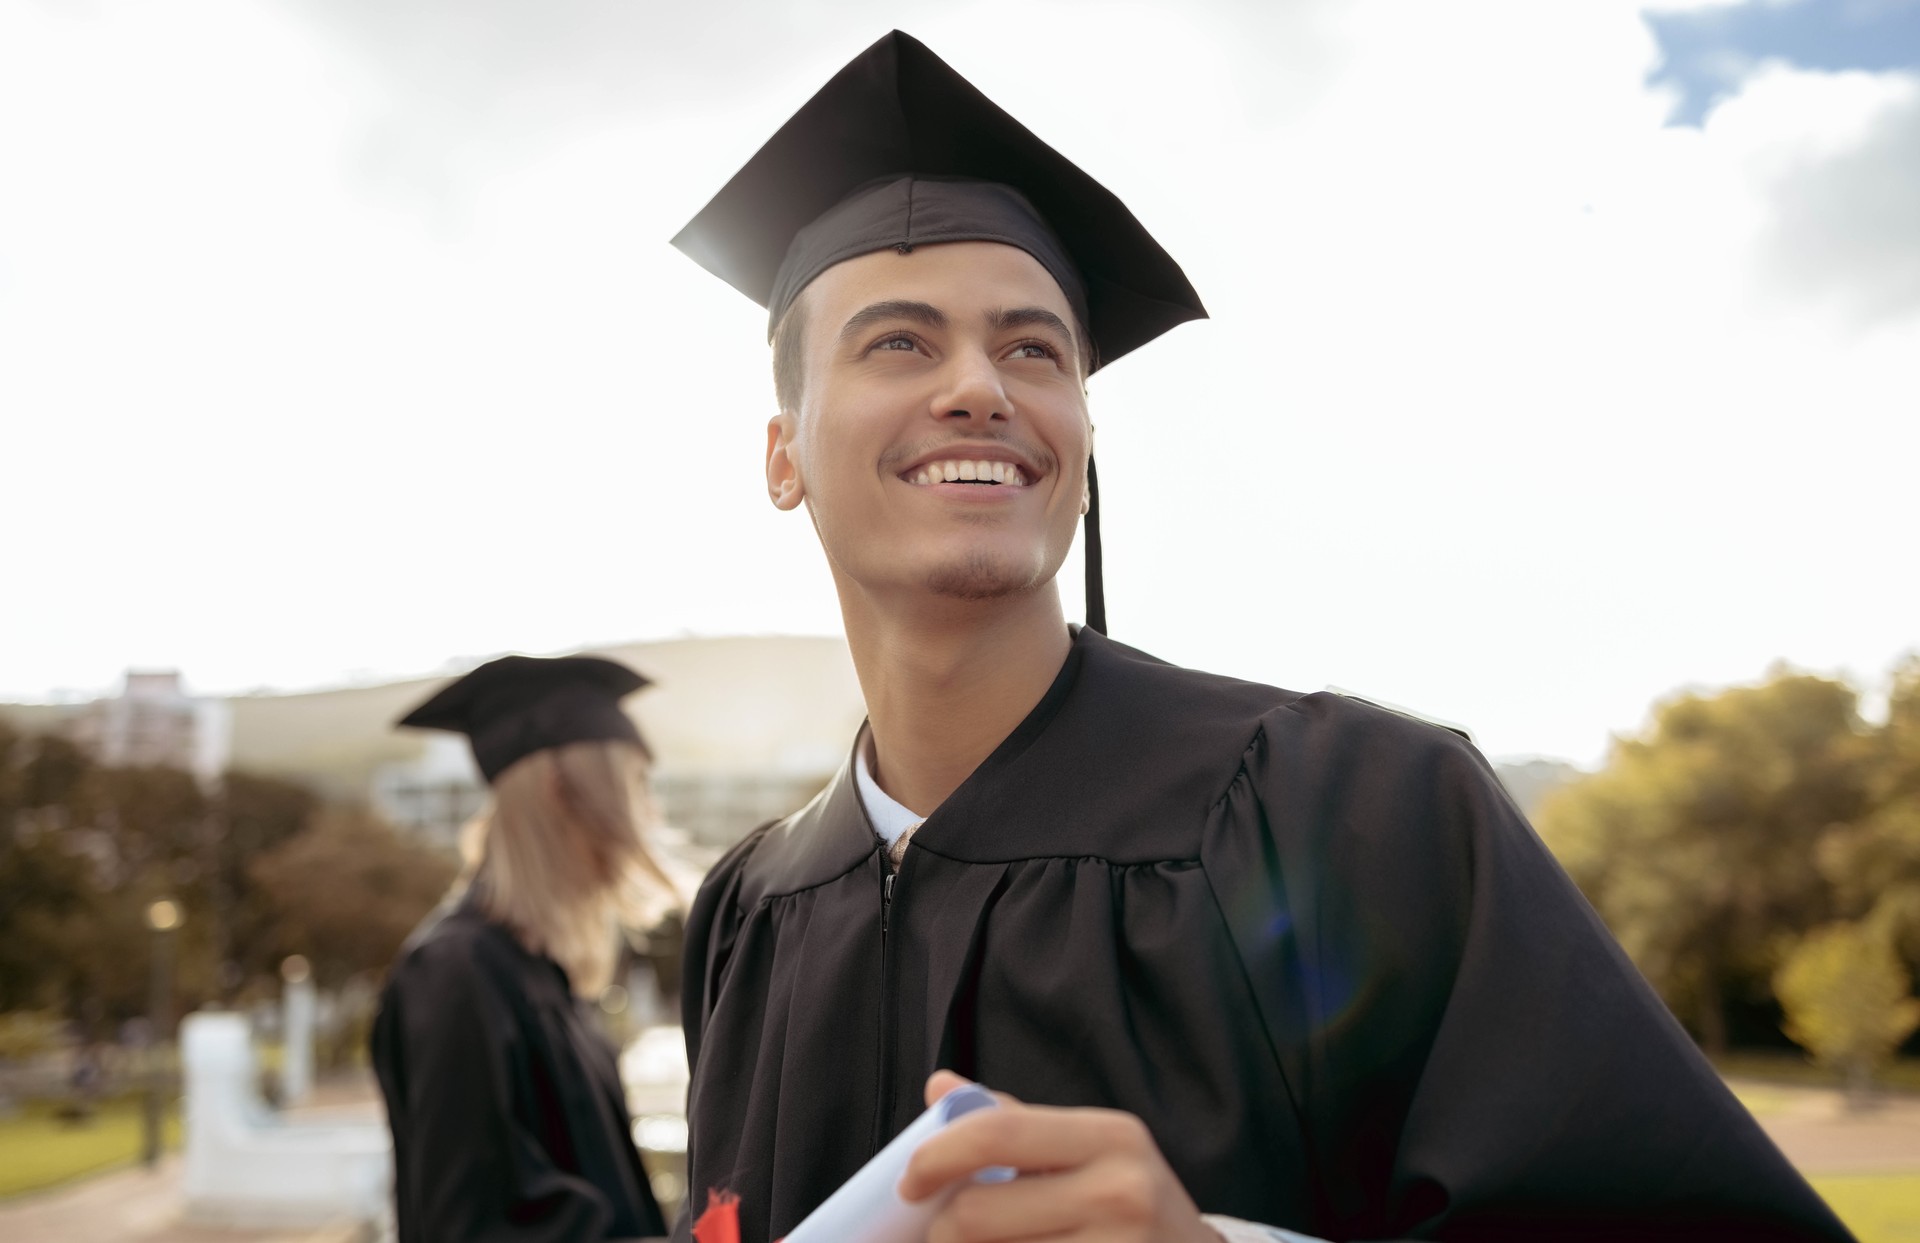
[782,1084,1017,1243]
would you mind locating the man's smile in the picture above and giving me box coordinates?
[902,458,1031,487]
[892,441,1047,491]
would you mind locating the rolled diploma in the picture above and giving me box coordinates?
[781,1083,1015,1243]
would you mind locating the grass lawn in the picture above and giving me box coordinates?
[0,1094,182,1201]
[1812,1174,1920,1243]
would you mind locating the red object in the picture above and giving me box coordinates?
[690,1188,741,1243]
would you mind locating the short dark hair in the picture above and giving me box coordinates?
[768,286,1094,413]
[771,291,809,414]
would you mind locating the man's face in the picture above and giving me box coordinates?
[767,241,1091,609]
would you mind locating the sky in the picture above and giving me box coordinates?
[2,0,1916,766]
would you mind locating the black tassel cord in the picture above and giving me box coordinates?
[1084,455,1106,635]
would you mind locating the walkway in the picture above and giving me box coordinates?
[1738,1078,1920,1174]
[0,1155,359,1243]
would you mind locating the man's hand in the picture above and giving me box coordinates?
[898,1070,1221,1243]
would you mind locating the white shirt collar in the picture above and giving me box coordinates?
[854,733,924,847]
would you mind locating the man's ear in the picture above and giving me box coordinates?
[766,413,806,511]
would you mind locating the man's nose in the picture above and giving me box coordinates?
[929,347,1012,424]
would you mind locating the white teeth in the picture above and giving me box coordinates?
[905,460,1031,486]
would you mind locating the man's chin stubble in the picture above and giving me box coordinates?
[922,551,1043,603]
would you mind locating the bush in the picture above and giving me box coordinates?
[1775,921,1920,1103]
[0,1012,65,1063]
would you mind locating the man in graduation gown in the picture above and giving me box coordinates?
[667,31,1854,1243]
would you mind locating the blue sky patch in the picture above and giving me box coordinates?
[1646,0,1920,125]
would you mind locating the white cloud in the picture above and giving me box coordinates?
[1713,64,1920,325]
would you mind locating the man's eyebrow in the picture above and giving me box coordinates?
[837,300,948,346]
[990,306,1076,345]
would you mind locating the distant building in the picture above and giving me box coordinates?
[370,732,488,849]
[226,636,869,850]
[652,770,839,848]
[371,745,832,852]
[2,638,867,852]
[61,670,231,787]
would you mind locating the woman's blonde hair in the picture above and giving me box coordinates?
[458,738,678,996]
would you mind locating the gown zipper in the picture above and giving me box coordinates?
[872,864,898,1155]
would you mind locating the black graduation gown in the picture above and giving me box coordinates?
[676,627,1853,1243]
[372,900,668,1243]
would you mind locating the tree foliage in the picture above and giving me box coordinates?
[0,819,95,1012]
[1817,655,1920,961]
[1774,921,1920,1097]
[0,721,100,1015]
[1,717,454,1031]
[0,1011,66,1061]
[1537,667,1878,1052]
[249,806,458,988]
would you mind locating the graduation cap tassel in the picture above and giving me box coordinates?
[1084,455,1106,635]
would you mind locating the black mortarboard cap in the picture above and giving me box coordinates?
[395,655,651,784]
[673,32,1208,634]
[672,30,1206,372]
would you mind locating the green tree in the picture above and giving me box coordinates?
[210,771,324,987]
[56,764,221,1023]
[0,829,97,1012]
[1816,654,1920,968]
[19,731,92,810]
[1538,669,1875,1052]
[1775,921,1920,1102]
[0,721,100,1012]
[0,1010,66,1061]
[4,717,433,1026]
[86,764,211,887]
[249,807,457,988]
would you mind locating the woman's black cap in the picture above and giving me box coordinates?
[670,29,1206,372]
[395,655,651,784]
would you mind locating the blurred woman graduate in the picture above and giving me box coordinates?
[372,655,677,1243]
